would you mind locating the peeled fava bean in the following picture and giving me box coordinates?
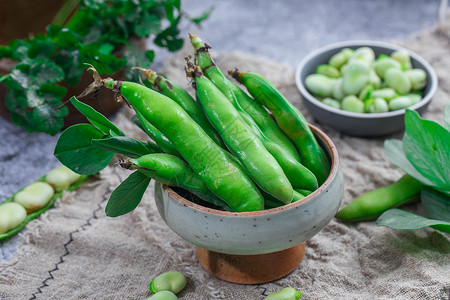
[405,69,427,91]
[373,57,401,79]
[14,182,55,213]
[149,271,187,294]
[404,93,422,105]
[350,47,375,65]
[316,64,340,78]
[322,98,341,109]
[265,287,303,300]
[341,95,364,113]
[391,50,412,69]
[384,68,411,94]
[369,70,382,89]
[329,48,354,69]
[332,78,345,100]
[304,74,335,97]
[45,165,82,192]
[369,98,389,113]
[342,60,370,95]
[371,88,397,100]
[146,291,178,300]
[389,96,412,111]
[0,203,27,235]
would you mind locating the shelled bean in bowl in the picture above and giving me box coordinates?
[295,41,437,137]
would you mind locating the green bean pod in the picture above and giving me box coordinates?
[191,67,294,204]
[231,70,330,185]
[229,81,302,162]
[105,80,264,212]
[336,174,422,222]
[257,131,318,191]
[141,69,225,148]
[124,154,232,211]
[133,111,181,157]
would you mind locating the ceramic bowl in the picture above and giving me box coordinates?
[153,124,343,256]
[295,40,437,137]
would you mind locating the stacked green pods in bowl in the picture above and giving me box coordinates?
[295,41,437,136]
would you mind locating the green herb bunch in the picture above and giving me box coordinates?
[0,0,210,135]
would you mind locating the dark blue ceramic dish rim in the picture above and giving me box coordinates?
[295,40,438,119]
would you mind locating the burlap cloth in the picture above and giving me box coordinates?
[1,21,450,300]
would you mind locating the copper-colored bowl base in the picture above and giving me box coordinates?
[196,243,305,284]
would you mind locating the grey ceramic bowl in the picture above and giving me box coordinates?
[154,125,343,256]
[295,40,437,137]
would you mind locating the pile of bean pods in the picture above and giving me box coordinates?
[92,34,331,213]
[305,47,427,113]
[0,165,86,238]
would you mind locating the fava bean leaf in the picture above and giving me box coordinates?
[445,104,450,131]
[377,208,450,233]
[384,139,435,187]
[105,171,151,217]
[403,109,450,193]
[92,136,156,158]
[70,96,124,136]
[54,124,115,175]
[421,186,450,222]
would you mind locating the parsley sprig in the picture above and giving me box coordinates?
[0,0,210,135]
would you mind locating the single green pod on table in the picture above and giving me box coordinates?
[231,70,330,185]
[264,287,303,300]
[102,74,264,212]
[190,65,294,204]
[149,271,187,295]
[146,291,178,300]
[122,154,233,211]
[336,174,422,222]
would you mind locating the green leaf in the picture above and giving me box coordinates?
[54,124,115,175]
[134,14,161,37]
[403,109,450,192]
[445,103,450,132]
[154,20,183,52]
[123,45,152,82]
[31,84,68,135]
[70,96,124,136]
[384,139,435,187]
[190,7,213,24]
[421,186,450,222]
[376,208,450,233]
[92,136,155,158]
[105,171,151,217]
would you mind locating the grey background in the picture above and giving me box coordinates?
[0,0,447,259]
